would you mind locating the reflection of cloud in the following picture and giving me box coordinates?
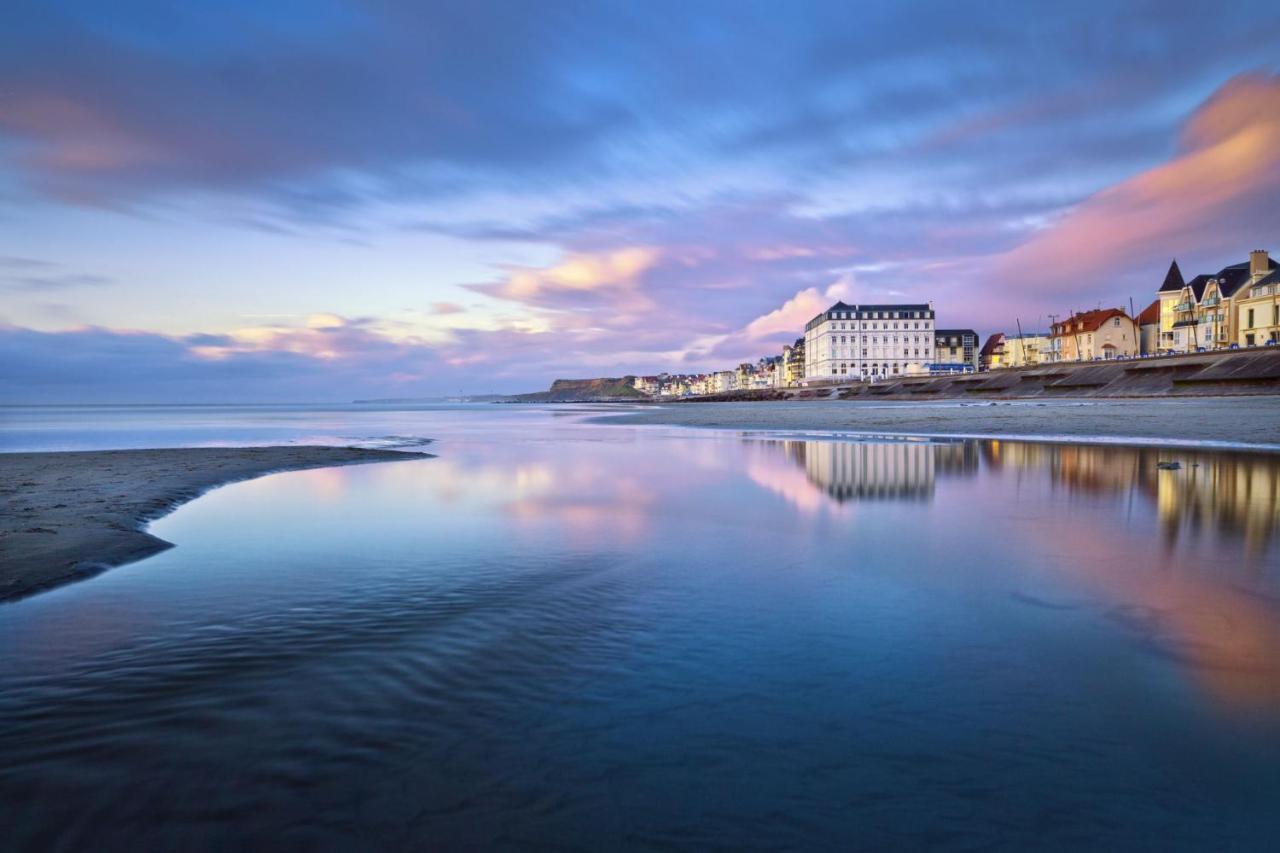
[1022,509,1280,713]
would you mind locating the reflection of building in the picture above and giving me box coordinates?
[983,440,1280,557]
[769,439,978,503]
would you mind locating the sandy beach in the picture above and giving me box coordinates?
[0,446,429,602]
[596,396,1280,449]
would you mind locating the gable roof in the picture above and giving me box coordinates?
[1136,300,1160,326]
[1053,308,1131,335]
[979,333,1005,355]
[1245,269,1280,295]
[1159,259,1185,292]
[1183,274,1211,301]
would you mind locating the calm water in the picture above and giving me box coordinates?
[2,404,1280,850]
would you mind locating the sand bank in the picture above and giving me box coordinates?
[595,396,1280,449]
[0,446,429,602]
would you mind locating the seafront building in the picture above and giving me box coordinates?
[1136,301,1161,355]
[1049,308,1139,361]
[998,333,1051,368]
[782,338,806,385]
[1157,250,1277,353]
[1233,252,1280,347]
[932,329,978,372]
[979,333,1005,370]
[802,301,936,381]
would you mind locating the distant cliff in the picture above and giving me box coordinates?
[505,377,647,403]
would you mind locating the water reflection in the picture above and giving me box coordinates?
[3,419,1280,849]
[983,440,1280,558]
[756,436,1280,558]
[759,439,978,502]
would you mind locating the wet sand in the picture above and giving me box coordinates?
[596,396,1280,449]
[0,446,429,602]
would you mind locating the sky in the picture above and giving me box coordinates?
[2,0,1279,402]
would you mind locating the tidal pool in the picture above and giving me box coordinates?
[2,409,1279,849]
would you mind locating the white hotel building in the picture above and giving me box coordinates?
[803,301,936,381]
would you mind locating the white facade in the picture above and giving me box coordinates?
[803,302,935,381]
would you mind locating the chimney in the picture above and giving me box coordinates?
[1251,249,1269,278]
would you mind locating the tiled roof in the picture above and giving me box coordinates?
[1136,300,1160,326]
[1053,308,1130,335]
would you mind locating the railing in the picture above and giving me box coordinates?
[1201,296,1220,307]
[1173,302,1194,312]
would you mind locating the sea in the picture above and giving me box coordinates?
[1,403,1278,849]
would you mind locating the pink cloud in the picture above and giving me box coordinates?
[991,72,1280,297]
[743,279,854,340]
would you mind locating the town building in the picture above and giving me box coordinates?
[803,301,935,382]
[1136,300,1161,355]
[1157,251,1276,352]
[632,375,664,396]
[932,329,978,372]
[1049,308,1138,361]
[1233,250,1280,348]
[781,337,806,386]
[1000,333,1051,368]
[711,370,737,394]
[979,333,1005,370]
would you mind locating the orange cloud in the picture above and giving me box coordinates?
[492,247,661,301]
[994,73,1280,289]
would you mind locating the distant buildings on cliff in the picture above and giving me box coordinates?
[631,247,1277,397]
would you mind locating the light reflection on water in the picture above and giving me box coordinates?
[2,412,1279,849]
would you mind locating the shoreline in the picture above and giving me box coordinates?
[0,446,430,603]
[593,396,1280,450]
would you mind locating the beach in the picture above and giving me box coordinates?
[596,396,1280,449]
[0,446,428,602]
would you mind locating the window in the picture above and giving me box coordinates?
[1248,309,1255,328]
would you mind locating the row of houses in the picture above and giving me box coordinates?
[633,247,1278,396]
[632,355,789,398]
[635,307,983,397]
[978,248,1279,369]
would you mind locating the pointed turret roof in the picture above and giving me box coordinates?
[1159,259,1185,292]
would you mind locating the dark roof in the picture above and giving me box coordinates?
[979,333,1005,355]
[805,301,935,330]
[934,328,977,338]
[1184,274,1211,300]
[1211,262,1261,298]
[1159,259,1185,292]
[1246,269,1280,293]
[1136,300,1160,326]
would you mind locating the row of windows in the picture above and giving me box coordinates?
[1245,306,1280,327]
[827,321,931,331]
[830,311,929,320]
[829,362,908,376]
[829,349,929,357]
[830,334,931,344]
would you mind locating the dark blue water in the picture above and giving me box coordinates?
[2,405,1279,849]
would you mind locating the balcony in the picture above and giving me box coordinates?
[1173,302,1194,312]
[1201,296,1220,308]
